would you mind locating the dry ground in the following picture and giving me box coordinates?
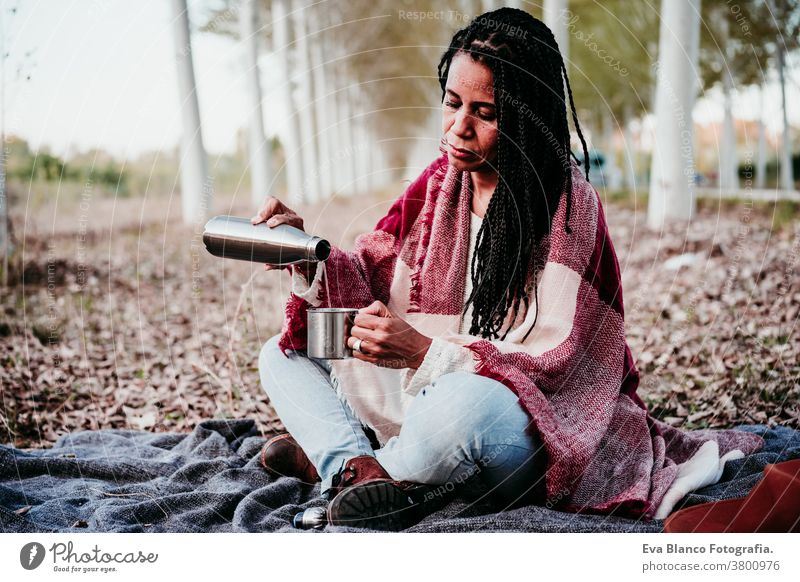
[1,186,798,449]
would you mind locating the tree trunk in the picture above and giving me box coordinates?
[543,0,569,68]
[776,39,794,190]
[718,11,738,191]
[291,1,321,203]
[407,108,441,175]
[341,82,359,196]
[310,23,333,201]
[756,86,766,189]
[170,0,210,226]
[329,70,347,195]
[272,0,303,205]
[602,111,622,191]
[647,0,701,229]
[240,0,271,206]
[0,10,8,286]
[622,105,637,192]
[351,85,370,195]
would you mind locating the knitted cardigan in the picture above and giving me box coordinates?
[278,154,764,519]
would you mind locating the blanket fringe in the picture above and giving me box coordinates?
[407,165,449,313]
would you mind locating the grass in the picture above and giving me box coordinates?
[600,188,799,231]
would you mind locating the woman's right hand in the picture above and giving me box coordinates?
[251,196,312,274]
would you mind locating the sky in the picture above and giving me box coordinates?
[2,0,799,160]
[3,0,263,159]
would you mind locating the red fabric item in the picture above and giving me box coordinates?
[278,154,764,518]
[664,460,800,532]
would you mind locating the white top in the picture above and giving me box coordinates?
[291,210,484,328]
[287,209,484,444]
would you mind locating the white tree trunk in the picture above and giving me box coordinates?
[291,1,321,203]
[340,83,359,196]
[719,69,738,189]
[329,31,353,195]
[407,109,442,175]
[171,0,210,226]
[372,136,387,190]
[0,13,7,286]
[272,0,303,205]
[776,41,794,190]
[622,106,637,192]
[329,75,346,194]
[544,0,569,67]
[240,0,271,206]
[718,12,738,190]
[647,0,701,229]
[351,86,370,195]
[310,27,333,201]
[756,86,767,189]
[602,111,623,190]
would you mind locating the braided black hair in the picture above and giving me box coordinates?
[437,7,590,342]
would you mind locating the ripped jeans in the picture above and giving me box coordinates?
[259,334,547,505]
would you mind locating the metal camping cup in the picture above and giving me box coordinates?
[202,215,331,266]
[307,308,360,359]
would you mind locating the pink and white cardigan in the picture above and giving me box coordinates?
[278,154,764,519]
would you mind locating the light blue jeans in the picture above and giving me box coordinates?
[259,334,546,506]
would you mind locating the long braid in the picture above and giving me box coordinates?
[440,7,589,341]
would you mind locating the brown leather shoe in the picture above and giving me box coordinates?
[326,456,437,531]
[259,433,320,485]
[325,455,394,497]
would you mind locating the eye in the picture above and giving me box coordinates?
[444,100,460,109]
[477,110,496,121]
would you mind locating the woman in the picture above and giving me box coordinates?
[256,8,763,531]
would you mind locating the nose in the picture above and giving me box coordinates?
[449,108,474,139]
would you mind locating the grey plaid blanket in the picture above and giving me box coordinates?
[1,421,797,533]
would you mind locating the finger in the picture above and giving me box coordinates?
[251,197,280,224]
[265,216,281,227]
[347,334,374,355]
[358,300,386,315]
[347,332,362,348]
[348,325,378,343]
[353,313,386,330]
[266,213,293,228]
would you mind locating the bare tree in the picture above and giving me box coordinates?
[240,0,272,206]
[769,0,796,190]
[544,0,569,66]
[716,7,738,190]
[0,5,9,287]
[171,0,210,225]
[647,0,702,229]
[272,0,303,205]
[310,11,334,200]
[291,0,321,203]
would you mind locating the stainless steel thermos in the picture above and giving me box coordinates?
[292,506,328,530]
[202,215,331,266]
[204,215,359,361]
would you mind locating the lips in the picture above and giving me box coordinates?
[448,143,478,159]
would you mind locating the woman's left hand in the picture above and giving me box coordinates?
[347,300,433,370]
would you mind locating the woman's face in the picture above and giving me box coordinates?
[442,52,499,173]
